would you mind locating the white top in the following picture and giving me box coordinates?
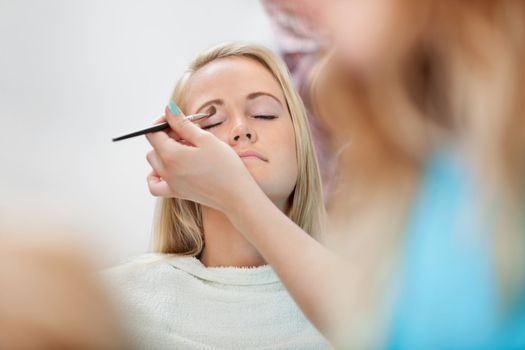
[104,254,333,350]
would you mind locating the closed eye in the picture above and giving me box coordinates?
[202,122,223,130]
[254,115,277,120]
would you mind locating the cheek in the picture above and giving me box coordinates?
[264,119,298,185]
[203,128,229,143]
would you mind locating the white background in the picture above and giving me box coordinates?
[0,0,274,264]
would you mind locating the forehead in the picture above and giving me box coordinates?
[184,56,286,110]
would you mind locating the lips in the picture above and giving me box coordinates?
[236,150,268,162]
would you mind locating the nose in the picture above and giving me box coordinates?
[230,123,257,144]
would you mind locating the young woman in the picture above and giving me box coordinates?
[144,1,525,349]
[107,42,332,349]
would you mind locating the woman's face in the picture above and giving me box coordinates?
[183,57,298,209]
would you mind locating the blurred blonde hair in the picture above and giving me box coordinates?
[309,0,525,346]
[153,42,325,256]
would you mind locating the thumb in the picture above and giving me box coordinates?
[165,101,211,146]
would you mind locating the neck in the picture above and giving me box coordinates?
[198,205,267,268]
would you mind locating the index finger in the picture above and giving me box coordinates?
[145,128,180,155]
[153,115,166,124]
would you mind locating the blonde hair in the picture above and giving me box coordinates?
[309,0,525,346]
[153,42,325,255]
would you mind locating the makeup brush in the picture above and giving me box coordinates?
[112,105,216,142]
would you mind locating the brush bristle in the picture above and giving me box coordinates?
[206,105,217,117]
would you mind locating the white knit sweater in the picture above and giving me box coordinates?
[104,254,333,350]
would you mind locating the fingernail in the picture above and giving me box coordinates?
[168,100,181,115]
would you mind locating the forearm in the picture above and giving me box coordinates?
[225,183,345,337]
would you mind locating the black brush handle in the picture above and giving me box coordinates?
[112,122,170,142]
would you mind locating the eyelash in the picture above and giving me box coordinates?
[202,122,222,130]
[201,115,277,130]
[254,115,277,120]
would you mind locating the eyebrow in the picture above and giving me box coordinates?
[247,92,282,105]
[195,92,283,113]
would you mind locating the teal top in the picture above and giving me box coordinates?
[386,151,525,350]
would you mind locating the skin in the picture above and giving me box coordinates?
[0,236,125,349]
[149,56,298,268]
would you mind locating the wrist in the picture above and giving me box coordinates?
[220,176,265,223]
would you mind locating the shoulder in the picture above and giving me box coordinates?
[101,253,183,288]
[104,252,168,271]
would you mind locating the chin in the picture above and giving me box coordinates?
[243,162,267,179]
[247,171,266,190]
[250,177,294,206]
